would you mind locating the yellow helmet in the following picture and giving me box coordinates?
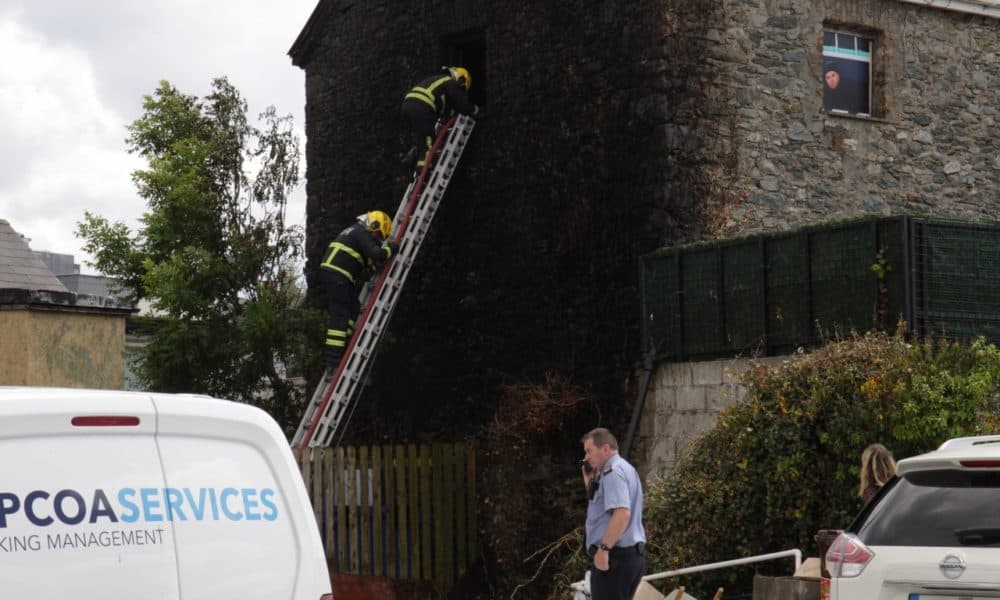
[449,66,471,92]
[358,210,392,240]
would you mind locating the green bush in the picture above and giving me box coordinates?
[643,331,1000,596]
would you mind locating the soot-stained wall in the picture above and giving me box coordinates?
[291,0,685,440]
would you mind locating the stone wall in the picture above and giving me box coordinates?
[291,0,999,441]
[665,0,1000,236]
[635,356,785,479]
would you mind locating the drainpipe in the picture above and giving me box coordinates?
[622,343,658,461]
[895,0,1000,18]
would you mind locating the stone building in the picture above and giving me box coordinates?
[289,0,1000,442]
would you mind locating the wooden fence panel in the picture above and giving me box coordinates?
[301,442,477,592]
[359,446,370,575]
[407,443,420,579]
[454,441,467,575]
[391,444,406,579]
[346,446,358,572]
[323,449,334,558]
[466,443,477,566]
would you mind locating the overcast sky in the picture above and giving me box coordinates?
[0,0,318,274]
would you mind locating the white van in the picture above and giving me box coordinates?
[0,387,332,600]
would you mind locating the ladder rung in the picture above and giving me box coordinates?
[293,115,475,450]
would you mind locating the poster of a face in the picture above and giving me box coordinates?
[823,31,871,116]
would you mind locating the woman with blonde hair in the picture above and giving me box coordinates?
[859,443,896,504]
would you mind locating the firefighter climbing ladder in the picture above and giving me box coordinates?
[292,114,475,451]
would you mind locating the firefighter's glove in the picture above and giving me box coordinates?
[385,239,400,257]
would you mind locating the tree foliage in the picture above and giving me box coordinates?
[77,77,322,430]
[641,331,1000,597]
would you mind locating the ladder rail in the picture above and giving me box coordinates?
[309,116,472,448]
[321,118,473,448]
[293,114,473,451]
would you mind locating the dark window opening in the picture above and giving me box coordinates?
[823,28,875,117]
[441,31,486,108]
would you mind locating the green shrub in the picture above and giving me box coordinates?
[643,332,1000,596]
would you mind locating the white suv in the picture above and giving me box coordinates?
[824,435,1000,599]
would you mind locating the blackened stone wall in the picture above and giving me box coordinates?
[293,0,682,440]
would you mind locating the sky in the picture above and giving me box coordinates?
[0,0,318,274]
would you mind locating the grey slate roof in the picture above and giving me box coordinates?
[0,219,70,293]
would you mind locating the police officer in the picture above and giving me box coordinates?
[318,211,398,374]
[581,428,647,600]
[400,66,478,175]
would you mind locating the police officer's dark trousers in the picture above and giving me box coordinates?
[590,547,646,600]
[400,100,438,175]
[319,268,360,373]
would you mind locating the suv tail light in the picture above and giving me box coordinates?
[825,532,874,578]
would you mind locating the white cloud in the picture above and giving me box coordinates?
[0,0,315,273]
[0,14,143,264]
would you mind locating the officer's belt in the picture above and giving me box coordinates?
[587,542,646,558]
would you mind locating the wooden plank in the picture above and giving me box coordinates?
[432,443,445,587]
[441,442,454,589]
[346,446,358,572]
[359,445,370,575]
[382,444,396,579]
[372,445,383,576]
[301,448,315,526]
[420,444,432,582]
[466,441,477,565]
[408,443,420,580]
[324,449,335,558]
[454,441,467,576]
[336,446,347,571]
[311,448,323,537]
[393,444,407,580]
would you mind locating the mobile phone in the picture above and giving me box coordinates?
[580,459,594,474]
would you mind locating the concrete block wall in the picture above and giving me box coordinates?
[636,355,786,479]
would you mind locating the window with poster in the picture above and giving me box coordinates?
[823,30,873,117]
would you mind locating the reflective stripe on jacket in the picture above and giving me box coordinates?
[320,222,392,286]
[403,73,476,118]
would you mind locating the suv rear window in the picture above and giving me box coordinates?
[855,469,1000,547]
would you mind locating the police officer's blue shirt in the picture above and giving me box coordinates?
[585,453,647,548]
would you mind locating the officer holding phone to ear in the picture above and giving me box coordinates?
[580,427,647,600]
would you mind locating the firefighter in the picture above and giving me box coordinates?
[401,66,479,174]
[318,210,399,373]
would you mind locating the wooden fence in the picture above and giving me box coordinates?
[298,442,477,591]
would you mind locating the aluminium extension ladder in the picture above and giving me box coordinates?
[292,114,475,451]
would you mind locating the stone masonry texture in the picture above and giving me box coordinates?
[291,0,999,442]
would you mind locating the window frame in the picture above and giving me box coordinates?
[822,28,877,118]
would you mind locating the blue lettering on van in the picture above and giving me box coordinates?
[220,488,242,521]
[118,489,140,523]
[260,488,278,522]
[164,488,186,521]
[0,488,280,528]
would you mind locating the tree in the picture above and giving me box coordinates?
[78,77,323,432]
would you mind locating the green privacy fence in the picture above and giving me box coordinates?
[641,216,1000,361]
